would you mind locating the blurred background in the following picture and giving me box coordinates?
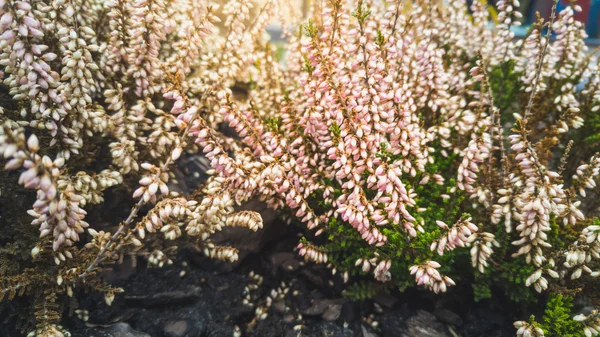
[263,0,600,45]
[486,0,600,39]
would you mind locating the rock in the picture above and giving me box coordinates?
[302,299,345,317]
[190,199,284,271]
[273,300,287,314]
[434,308,462,326]
[315,322,354,337]
[284,330,308,337]
[322,303,342,321]
[340,302,358,323]
[172,155,211,194]
[404,311,451,337]
[300,269,328,289]
[381,310,450,337]
[581,306,596,315]
[269,252,300,272]
[288,322,353,337]
[373,292,399,309]
[163,320,189,337]
[361,325,380,337]
[303,300,329,316]
[309,289,326,300]
[101,257,137,284]
[70,328,114,337]
[104,323,151,337]
[462,306,510,337]
[380,309,409,336]
[125,287,202,307]
[269,252,296,265]
[281,259,301,272]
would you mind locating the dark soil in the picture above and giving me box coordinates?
[0,151,520,337]
[53,231,517,337]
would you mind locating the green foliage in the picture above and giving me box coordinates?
[540,295,585,337]
[581,85,600,145]
[313,141,473,293]
[472,273,492,302]
[303,19,318,39]
[323,217,372,275]
[329,122,341,142]
[488,60,522,122]
[342,280,389,301]
[547,215,580,251]
[375,29,385,47]
[497,258,537,304]
[351,5,371,26]
[264,116,281,133]
[482,226,538,305]
[302,55,315,74]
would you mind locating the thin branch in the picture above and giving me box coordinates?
[328,0,342,52]
[478,52,507,180]
[523,0,559,122]
[79,90,206,279]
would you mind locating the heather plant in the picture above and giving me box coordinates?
[3,0,600,335]
[0,0,300,335]
[195,0,600,335]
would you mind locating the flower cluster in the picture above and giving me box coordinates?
[469,232,500,273]
[4,0,600,335]
[187,0,600,335]
[0,0,280,334]
[430,217,478,256]
[563,225,600,280]
[409,261,455,294]
[514,319,545,337]
[297,241,328,264]
[574,310,600,337]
